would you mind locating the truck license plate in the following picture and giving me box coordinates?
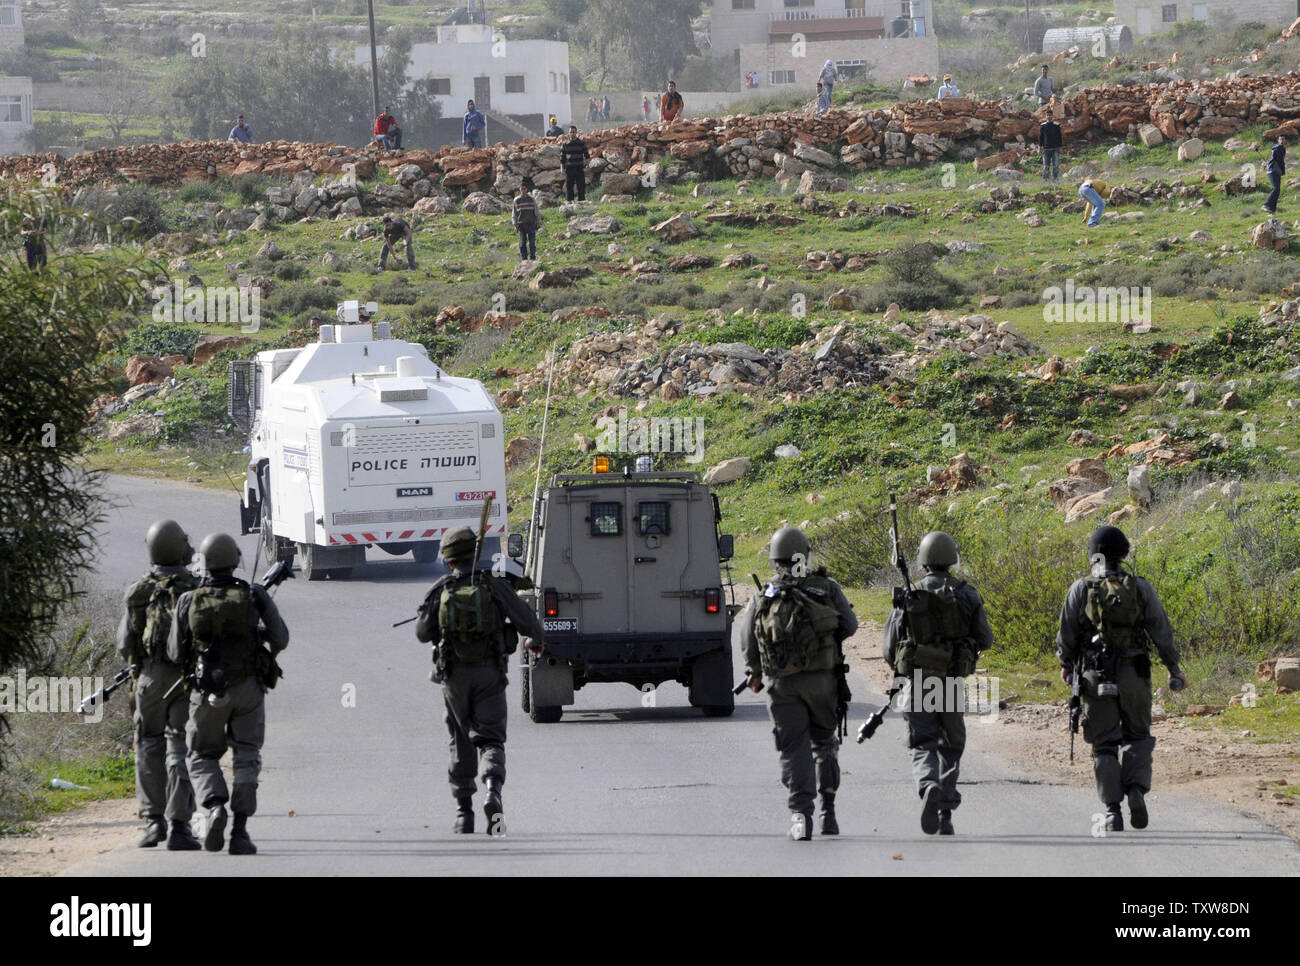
[544,618,578,633]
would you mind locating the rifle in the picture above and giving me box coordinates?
[79,667,133,715]
[1067,655,1083,763]
[735,573,767,695]
[861,493,913,742]
[164,559,294,701]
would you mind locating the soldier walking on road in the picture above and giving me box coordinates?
[117,519,202,851]
[881,531,993,836]
[415,526,545,836]
[1056,525,1186,832]
[735,527,857,840]
[169,533,289,855]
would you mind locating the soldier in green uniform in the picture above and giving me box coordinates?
[735,527,858,840]
[415,526,545,836]
[116,519,202,850]
[169,533,289,855]
[1057,525,1185,831]
[881,531,993,836]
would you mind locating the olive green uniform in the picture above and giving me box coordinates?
[117,565,201,824]
[416,568,546,801]
[1056,567,1178,807]
[734,571,857,815]
[882,572,993,811]
[168,575,289,817]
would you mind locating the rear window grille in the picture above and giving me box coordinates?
[637,501,670,535]
[590,501,622,536]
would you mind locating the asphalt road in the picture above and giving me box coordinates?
[65,475,1300,876]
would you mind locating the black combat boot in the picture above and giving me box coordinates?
[203,804,228,852]
[920,785,942,835]
[789,811,813,841]
[166,819,201,851]
[229,814,257,855]
[1105,803,1124,832]
[1127,788,1148,829]
[453,796,475,834]
[938,810,955,836]
[484,779,505,836]
[818,793,839,836]
[138,816,166,848]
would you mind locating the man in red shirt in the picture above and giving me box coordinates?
[373,108,395,150]
[660,81,683,122]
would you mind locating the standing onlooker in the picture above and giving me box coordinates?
[463,99,486,148]
[23,229,47,271]
[937,74,960,99]
[601,94,611,122]
[387,112,403,151]
[1033,65,1054,106]
[642,95,651,122]
[660,80,683,122]
[545,115,563,137]
[512,181,540,262]
[1039,108,1062,182]
[819,60,839,101]
[379,214,417,270]
[815,81,831,116]
[561,125,591,202]
[1264,134,1287,215]
[228,114,254,144]
[587,97,597,122]
[1079,177,1113,228]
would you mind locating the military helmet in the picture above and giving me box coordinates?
[440,525,478,562]
[1088,524,1130,562]
[768,526,811,563]
[198,532,241,572]
[146,519,193,566]
[917,531,959,569]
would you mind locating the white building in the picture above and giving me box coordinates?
[1115,0,1297,37]
[718,1,939,89]
[0,0,33,156]
[0,0,23,51]
[355,23,572,127]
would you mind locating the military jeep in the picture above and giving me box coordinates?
[510,461,737,723]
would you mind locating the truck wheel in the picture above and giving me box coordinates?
[411,542,441,565]
[299,543,326,582]
[530,705,562,724]
[520,664,532,713]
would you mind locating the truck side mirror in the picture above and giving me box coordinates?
[718,534,734,561]
[507,532,523,558]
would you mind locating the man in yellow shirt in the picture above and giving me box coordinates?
[1080,178,1113,227]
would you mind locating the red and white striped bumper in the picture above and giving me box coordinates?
[328,525,507,546]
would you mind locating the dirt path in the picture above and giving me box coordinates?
[0,798,141,877]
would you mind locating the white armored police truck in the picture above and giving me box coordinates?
[227,300,508,580]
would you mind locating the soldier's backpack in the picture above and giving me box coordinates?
[895,578,975,678]
[438,577,504,664]
[187,582,258,694]
[753,575,840,678]
[128,571,201,664]
[1084,571,1145,657]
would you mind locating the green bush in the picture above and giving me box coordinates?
[265,281,338,317]
[120,320,201,359]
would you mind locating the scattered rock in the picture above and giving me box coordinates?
[192,334,254,365]
[124,355,172,387]
[703,456,752,485]
[504,435,541,471]
[651,212,702,242]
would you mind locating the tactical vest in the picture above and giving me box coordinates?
[188,582,258,690]
[753,574,840,678]
[437,576,505,666]
[1084,572,1145,656]
[895,577,976,678]
[128,570,200,663]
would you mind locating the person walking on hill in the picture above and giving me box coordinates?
[511,181,540,262]
[815,81,831,116]
[819,60,839,101]
[642,95,651,122]
[561,125,591,202]
[1264,134,1287,215]
[1040,108,1063,182]
[463,99,486,148]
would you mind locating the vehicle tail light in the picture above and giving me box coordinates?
[544,588,559,618]
[705,587,720,614]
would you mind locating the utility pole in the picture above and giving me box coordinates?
[1025,0,1032,53]
[367,0,380,120]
